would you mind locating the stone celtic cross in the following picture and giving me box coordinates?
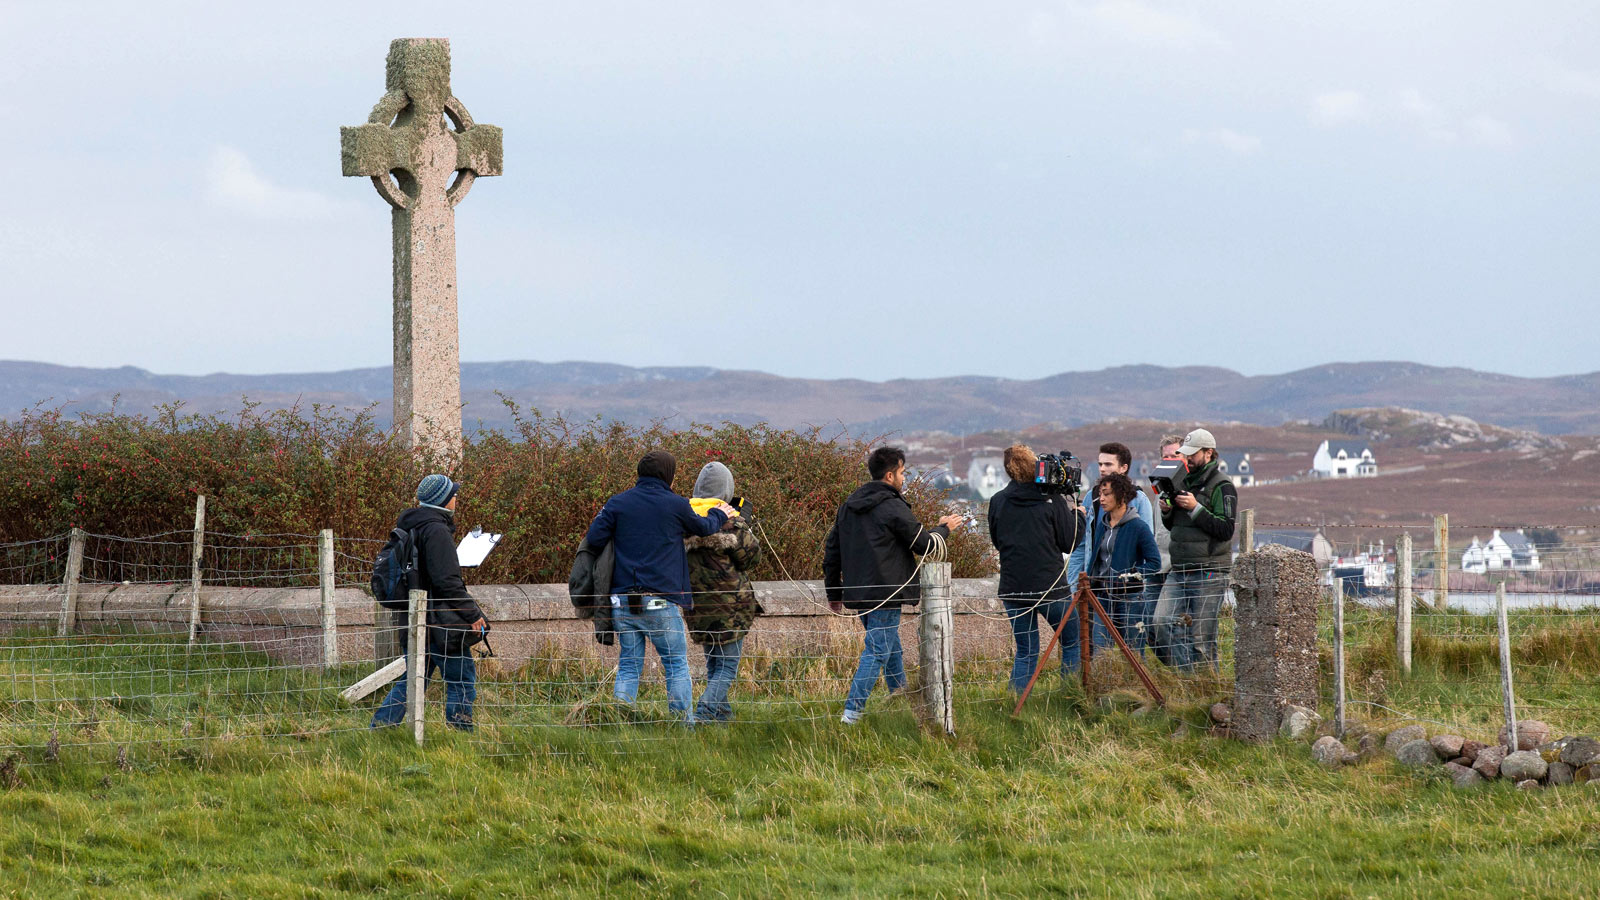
[340,38,502,460]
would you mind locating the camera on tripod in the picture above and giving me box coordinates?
[1034,450,1084,496]
[1148,456,1190,505]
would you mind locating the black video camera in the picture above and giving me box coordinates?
[1149,456,1190,505]
[1034,450,1084,496]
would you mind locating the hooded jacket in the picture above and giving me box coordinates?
[1087,507,1161,601]
[394,505,485,655]
[822,481,950,610]
[583,476,728,608]
[987,479,1086,603]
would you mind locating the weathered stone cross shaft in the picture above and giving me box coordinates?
[340,38,502,459]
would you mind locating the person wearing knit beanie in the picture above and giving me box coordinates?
[416,473,461,509]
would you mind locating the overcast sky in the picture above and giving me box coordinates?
[1,2,1596,381]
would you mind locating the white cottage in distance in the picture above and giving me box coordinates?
[1461,530,1542,573]
[966,456,1007,501]
[1312,440,1377,478]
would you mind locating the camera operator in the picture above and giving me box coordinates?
[1156,428,1237,673]
[1087,474,1160,653]
[987,444,1086,694]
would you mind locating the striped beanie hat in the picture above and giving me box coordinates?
[416,474,460,508]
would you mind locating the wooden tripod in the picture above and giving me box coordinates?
[1011,574,1165,715]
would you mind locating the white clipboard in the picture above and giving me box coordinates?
[457,527,502,568]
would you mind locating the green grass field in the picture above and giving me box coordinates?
[2,608,1599,897]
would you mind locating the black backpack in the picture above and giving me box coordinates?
[371,526,420,611]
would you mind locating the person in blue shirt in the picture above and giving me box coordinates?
[1063,442,1152,668]
[584,450,734,722]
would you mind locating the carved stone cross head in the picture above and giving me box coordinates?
[340,38,503,210]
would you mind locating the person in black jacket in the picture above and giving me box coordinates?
[371,474,487,731]
[824,446,962,724]
[987,444,1086,694]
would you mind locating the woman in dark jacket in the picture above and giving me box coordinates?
[988,445,1086,694]
[1087,473,1162,654]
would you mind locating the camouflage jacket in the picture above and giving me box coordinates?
[683,517,764,646]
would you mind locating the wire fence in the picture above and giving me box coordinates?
[0,516,1596,767]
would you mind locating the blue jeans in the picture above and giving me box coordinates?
[1003,599,1070,693]
[1158,568,1229,673]
[845,607,905,713]
[371,648,477,731]
[613,597,694,721]
[695,637,745,721]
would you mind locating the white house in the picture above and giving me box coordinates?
[966,456,1007,500]
[1218,452,1255,487]
[1312,440,1377,478]
[1461,530,1542,573]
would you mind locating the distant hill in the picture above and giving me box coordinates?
[1,359,1596,436]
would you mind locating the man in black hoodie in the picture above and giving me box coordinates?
[371,474,487,730]
[824,446,962,724]
[987,444,1086,693]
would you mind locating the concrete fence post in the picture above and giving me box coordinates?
[320,529,338,667]
[188,495,206,645]
[58,528,86,636]
[917,562,955,736]
[1241,508,1255,554]
[1332,575,1346,738]
[1496,582,1518,751]
[1230,544,1319,742]
[1433,514,1449,610]
[408,588,426,746]
[1395,532,1412,677]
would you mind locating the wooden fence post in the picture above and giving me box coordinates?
[917,561,955,736]
[188,495,206,645]
[1496,581,1518,751]
[58,528,86,636]
[320,529,338,667]
[1395,531,1412,677]
[1433,514,1449,610]
[1241,508,1255,554]
[1332,575,1346,738]
[408,588,426,746]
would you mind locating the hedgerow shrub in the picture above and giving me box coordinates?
[0,402,991,582]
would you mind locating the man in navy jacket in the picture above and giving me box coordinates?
[585,450,732,720]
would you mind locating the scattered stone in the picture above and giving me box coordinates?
[1537,741,1565,764]
[1209,702,1232,726]
[1576,764,1595,784]
[1559,737,1600,769]
[1472,745,1507,779]
[1430,734,1465,760]
[1280,705,1321,742]
[1342,751,1359,766]
[1385,725,1427,755]
[1500,720,1551,751]
[1444,762,1484,789]
[1311,736,1347,769]
[1500,750,1548,783]
[1548,762,1575,786]
[1516,779,1540,791]
[1447,757,1471,767]
[1397,738,1440,768]
[1460,740,1486,764]
[1358,733,1380,761]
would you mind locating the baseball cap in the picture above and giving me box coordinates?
[1178,429,1217,455]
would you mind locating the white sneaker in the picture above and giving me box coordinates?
[840,708,862,725]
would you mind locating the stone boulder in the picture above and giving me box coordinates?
[1280,705,1321,742]
[1460,740,1486,764]
[1547,762,1575,786]
[1397,739,1440,768]
[1358,733,1380,761]
[1444,762,1484,789]
[1576,765,1596,784]
[1311,736,1347,769]
[1537,741,1566,764]
[1500,750,1548,783]
[1429,734,1465,760]
[1385,725,1427,755]
[1209,703,1232,726]
[1559,737,1600,769]
[1516,779,1540,791]
[1500,720,1550,751]
[1472,745,1507,779]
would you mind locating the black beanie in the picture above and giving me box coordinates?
[638,450,677,485]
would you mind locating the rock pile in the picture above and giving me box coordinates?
[1303,718,1600,789]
